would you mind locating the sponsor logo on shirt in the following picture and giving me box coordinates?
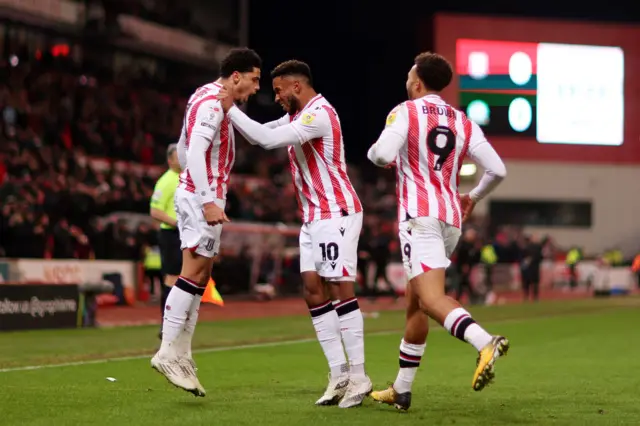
[200,122,217,131]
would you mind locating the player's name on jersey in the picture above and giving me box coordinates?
[422,104,455,118]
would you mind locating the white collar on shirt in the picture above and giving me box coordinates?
[421,94,445,104]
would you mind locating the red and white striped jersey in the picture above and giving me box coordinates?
[270,95,363,223]
[374,94,489,228]
[177,82,235,203]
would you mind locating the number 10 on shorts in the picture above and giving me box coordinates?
[319,242,340,262]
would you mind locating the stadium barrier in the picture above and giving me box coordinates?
[1,252,635,309]
[0,283,80,331]
[0,259,136,306]
[385,260,637,296]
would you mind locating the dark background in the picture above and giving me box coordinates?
[247,0,637,163]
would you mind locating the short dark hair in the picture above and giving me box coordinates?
[270,60,313,86]
[414,52,453,92]
[220,48,262,78]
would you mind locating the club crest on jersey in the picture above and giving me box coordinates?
[301,112,315,125]
[386,110,398,126]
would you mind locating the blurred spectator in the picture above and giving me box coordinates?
[565,245,582,289]
[480,239,498,293]
[455,228,481,303]
[520,234,544,302]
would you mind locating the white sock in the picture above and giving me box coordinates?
[159,277,201,357]
[310,300,348,379]
[179,294,202,359]
[394,338,426,393]
[443,307,493,351]
[335,298,366,378]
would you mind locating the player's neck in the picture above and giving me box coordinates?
[214,77,229,86]
[413,89,439,99]
[297,89,318,111]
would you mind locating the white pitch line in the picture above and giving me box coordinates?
[0,308,623,374]
[0,330,399,374]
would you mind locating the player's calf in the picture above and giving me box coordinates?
[153,250,211,394]
[331,280,371,408]
[159,276,204,356]
[440,305,510,390]
[333,285,366,379]
[372,307,427,411]
[308,309,349,404]
[372,338,425,411]
[412,268,509,390]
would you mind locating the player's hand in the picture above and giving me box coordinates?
[460,194,476,223]
[216,85,235,113]
[203,202,230,226]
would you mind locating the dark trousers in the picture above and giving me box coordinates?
[522,267,540,301]
[145,268,163,295]
[568,264,578,288]
[484,264,494,291]
[456,272,474,302]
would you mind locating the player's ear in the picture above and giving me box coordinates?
[232,71,241,85]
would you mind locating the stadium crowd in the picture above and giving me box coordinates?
[0,51,571,301]
[0,56,402,262]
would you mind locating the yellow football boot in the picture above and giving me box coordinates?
[472,336,510,391]
[370,385,411,411]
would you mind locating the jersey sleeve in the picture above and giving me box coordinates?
[190,99,224,141]
[367,103,409,167]
[227,105,327,150]
[176,131,187,171]
[287,108,330,143]
[464,120,507,202]
[264,114,290,129]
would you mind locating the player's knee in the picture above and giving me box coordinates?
[335,280,356,299]
[302,272,324,297]
[327,282,341,301]
[180,257,212,287]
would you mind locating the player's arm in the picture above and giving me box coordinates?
[241,114,289,146]
[150,180,177,227]
[188,100,223,204]
[263,114,290,129]
[367,103,409,167]
[465,121,507,202]
[176,131,187,171]
[227,105,326,149]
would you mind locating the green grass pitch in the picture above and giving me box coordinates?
[1,297,639,426]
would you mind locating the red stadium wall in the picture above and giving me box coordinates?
[431,13,640,164]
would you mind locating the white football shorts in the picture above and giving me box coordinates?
[175,187,226,259]
[299,212,363,282]
[399,216,461,280]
